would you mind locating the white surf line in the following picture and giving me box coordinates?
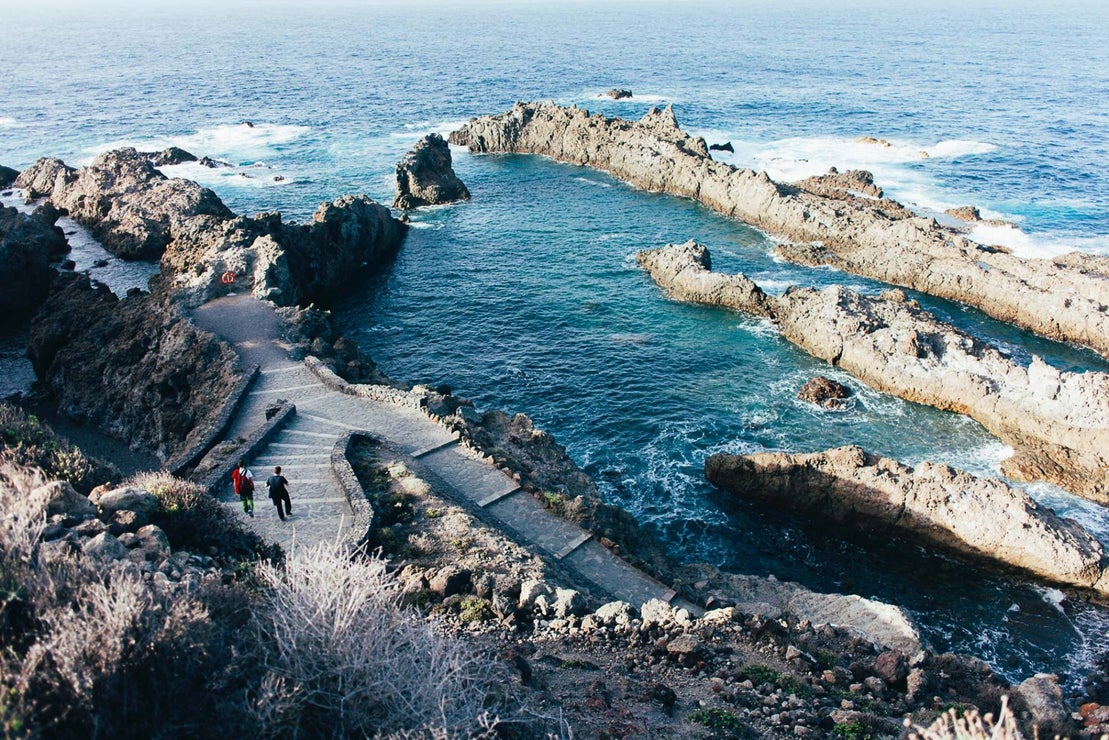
[249,383,326,396]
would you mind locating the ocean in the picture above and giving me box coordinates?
[3,0,1108,690]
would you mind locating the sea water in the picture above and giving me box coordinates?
[3,0,1108,689]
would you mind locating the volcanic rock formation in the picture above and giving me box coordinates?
[16,150,407,307]
[28,273,242,459]
[0,205,67,322]
[451,103,1109,357]
[638,240,1109,503]
[705,445,1109,596]
[393,133,470,210]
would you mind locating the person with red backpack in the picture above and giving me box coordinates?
[231,460,255,517]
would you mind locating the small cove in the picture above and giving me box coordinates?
[336,151,1109,688]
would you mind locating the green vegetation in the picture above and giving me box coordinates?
[0,402,117,493]
[689,707,749,736]
[542,490,567,516]
[739,664,780,686]
[458,595,496,624]
[833,721,875,740]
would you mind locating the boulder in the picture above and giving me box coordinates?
[0,164,18,188]
[706,446,1109,595]
[82,532,128,561]
[946,205,982,222]
[39,480,98,521]
[605,89,633,99]
[107,509,150,535]
[640,598,676,627]
[1017,674,1071,735]
[428,566,472,598]
[593,600,636,626]
[450,103,1109,361]
[518,579,553,611]
[149,147,198,166]
[708,141,734,153]
[393,133,470,209]
[0,205,68,322]
[552,587,586,618]
[91,486,161,515]
[873,650,909,688]
[135,524,172,561]
[797,376,852,409]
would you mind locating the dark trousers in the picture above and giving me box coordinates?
[271,491,292,520]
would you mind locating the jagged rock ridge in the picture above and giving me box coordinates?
[706,445,1109,596]
[637,240,1109,502]
[451,102,1109,358]
[393,133,470,209]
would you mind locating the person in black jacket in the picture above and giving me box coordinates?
[266,466,292,521]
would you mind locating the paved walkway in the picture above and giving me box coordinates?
[191,294,689,611]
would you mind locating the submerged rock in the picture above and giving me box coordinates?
[451,102,1109,358]
[706,445,1109,595]
[393,133,470,210]
[797,376,852,409]
[639,240,1109,502]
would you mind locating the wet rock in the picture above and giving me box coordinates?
[149,147,198,166]
[605,88,633,99]
[393,133,470,209]
[797,376,852,409]
[0,164,18,188]
[709,141,734,153]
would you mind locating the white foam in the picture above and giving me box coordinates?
[157,161,296,189]
[87,121,310,165]
[393,119,471,140]
[589,92,670,104]
[574,176,611,188]
[967,222,1109,259]
[0,116,18,128]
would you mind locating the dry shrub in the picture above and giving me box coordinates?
[131,470,279,561]
[0,461,257,737]
[906,695,1024,739]
[250,542,505,738]
[0,403,117,493]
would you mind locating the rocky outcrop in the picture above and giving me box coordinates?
[393,134,470,210]
[0,205,67,323]
[705,446,1109,595]
[0,165,18,188]
[16,149,233,260]
[149,146,198,166]
[708,141,734,153]
[17,150,407,307]
[27,273,242,459]
[451,103,1109,358]
[797,376,852,409]
[605,89,632,99]
[639,240,1109,502]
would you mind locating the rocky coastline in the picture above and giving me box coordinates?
[706,445,1109,597]
[4,144,1108,736]
[450,102,1109,359]
[637,240,1109,503]
[393,133,470,209]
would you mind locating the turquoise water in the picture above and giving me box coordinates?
[3,0,1109,688]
